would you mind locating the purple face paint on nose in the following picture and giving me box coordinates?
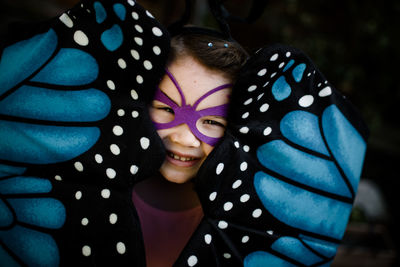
[152,69,232,146]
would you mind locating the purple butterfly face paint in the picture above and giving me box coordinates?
[151,69,232,146]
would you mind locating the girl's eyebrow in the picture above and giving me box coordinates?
[208,115,227,119]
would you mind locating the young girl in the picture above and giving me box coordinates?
[132,30,249,267]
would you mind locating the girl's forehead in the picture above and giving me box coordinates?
[158,56,231,108]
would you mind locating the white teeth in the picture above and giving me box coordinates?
[169,152,194,162]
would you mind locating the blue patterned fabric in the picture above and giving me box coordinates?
[0,0,169,265]
[176,45,367,266]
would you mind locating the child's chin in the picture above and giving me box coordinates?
[160,168,195,184]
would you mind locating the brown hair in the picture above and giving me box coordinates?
[168,30,249,81]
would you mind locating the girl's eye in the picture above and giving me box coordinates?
[158,106,174,114]
[203,119,225,128]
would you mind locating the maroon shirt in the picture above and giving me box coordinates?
[132,190,204,267]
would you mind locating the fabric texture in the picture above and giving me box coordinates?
[0,0,169,266]
[132,190,203,267]
[0,0,368,266]
[176,45,368,266]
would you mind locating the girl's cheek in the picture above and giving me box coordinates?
[202,143,214,157]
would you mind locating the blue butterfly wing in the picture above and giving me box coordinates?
[0,0,170,265]
[246,47,367,266]
[175,45,367,267]
[0,27,107,265]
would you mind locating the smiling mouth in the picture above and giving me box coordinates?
[167,151,198,162]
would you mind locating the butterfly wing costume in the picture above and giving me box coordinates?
[0,0,367,266]
[176,44,368,266]
[0,0,169,265]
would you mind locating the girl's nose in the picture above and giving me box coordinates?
[169,123,201,147]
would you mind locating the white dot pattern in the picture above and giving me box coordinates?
[136,75,143,84]
[234,141,240,148]
[132,111,139,118]
[59,13,73,28]
[74,30,89,46]
[204,234,212,244]
[299,95,314,107]
[257,68,267,76]
[209,192,217,201]
[223,202,233,211]
[134,37,143,46]
[74,161,83,172]
[116,242,126,254]
[75,191,82,200]
[113,125,123,136]
[263,127,272,136]
[95,154,103,163]
[218,221,228,229]
[143,60,153,70]
[319,86,332,97]
[153,46,161,55]
[135,24,143,33]
[130,165,139,175]
[131,11,139,20]
[242,236,249,243]
[188,255,198,266]
[82,245,91,256]
[101,189,111,199]
[260,103,269,112]
[248,85,257,92]
[244,98,253,105]
[240,162,248,171]
[131,89,139,100]
[140,137,150,150]
[216,163,224,174]
[106,168,116,179]
[118,58,127,69]
[81,217,89,226]
[131,49,140,60]
[146,10,155,18]
[252,209,262,218]
[270,53,279,61]
[107,80,116,90]
[110,144,120,155]
[232,180,242,189]
[240,194,250,203]
[239,127,249,134]
[109,213,118,224]
[152,27,163,36]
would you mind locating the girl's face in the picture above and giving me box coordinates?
[149,56,231,184]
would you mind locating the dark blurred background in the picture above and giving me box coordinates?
[1,0,399,266]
